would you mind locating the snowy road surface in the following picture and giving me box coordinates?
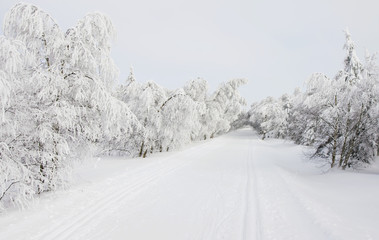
[1,128,378,240]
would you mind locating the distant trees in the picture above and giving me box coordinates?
[0,3,247,211]
[249,95,289,140]
[116,73,247,155]
[203,79,248,139]
[248,30,379,169]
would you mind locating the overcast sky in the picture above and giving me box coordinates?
[1,0,378,103]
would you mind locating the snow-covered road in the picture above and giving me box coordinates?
[1,128,378,240]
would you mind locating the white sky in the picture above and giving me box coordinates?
[1,0,378,103]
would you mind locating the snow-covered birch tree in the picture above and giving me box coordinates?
[0,3,144,210]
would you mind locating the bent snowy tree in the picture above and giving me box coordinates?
[0,3,144,210]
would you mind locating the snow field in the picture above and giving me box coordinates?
[0,128,378,240]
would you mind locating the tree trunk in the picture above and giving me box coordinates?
[139,141,145,157]
[331,95,339,168]
[338,130,348,167]
[339,102,351,168]
[331,124,339,168]
[339,120,351,167]
[210,132,215,139]
[342,104,364,170]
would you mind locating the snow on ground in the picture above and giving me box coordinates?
[0,128,378,240]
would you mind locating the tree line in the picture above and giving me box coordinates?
[0,3,247,211]
[247,30,379,170]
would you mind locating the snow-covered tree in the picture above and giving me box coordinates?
[183,78,207,140]
[249,96,288,140]
[0,3,143,210]
[0,2,251,211]
[116,73,167,156]
[0,35,36,210]
[159,89,199,151]
[204,78,248,138]
[285,32,378,169]
[0,4,72,207]
[248,30,378,169]
[3,3,64,69]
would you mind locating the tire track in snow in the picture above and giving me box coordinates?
[32,141,220,240]
[242,138,262,240]
[250,140,263,240]
[34,161,187,240]
[242,138,252,240]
